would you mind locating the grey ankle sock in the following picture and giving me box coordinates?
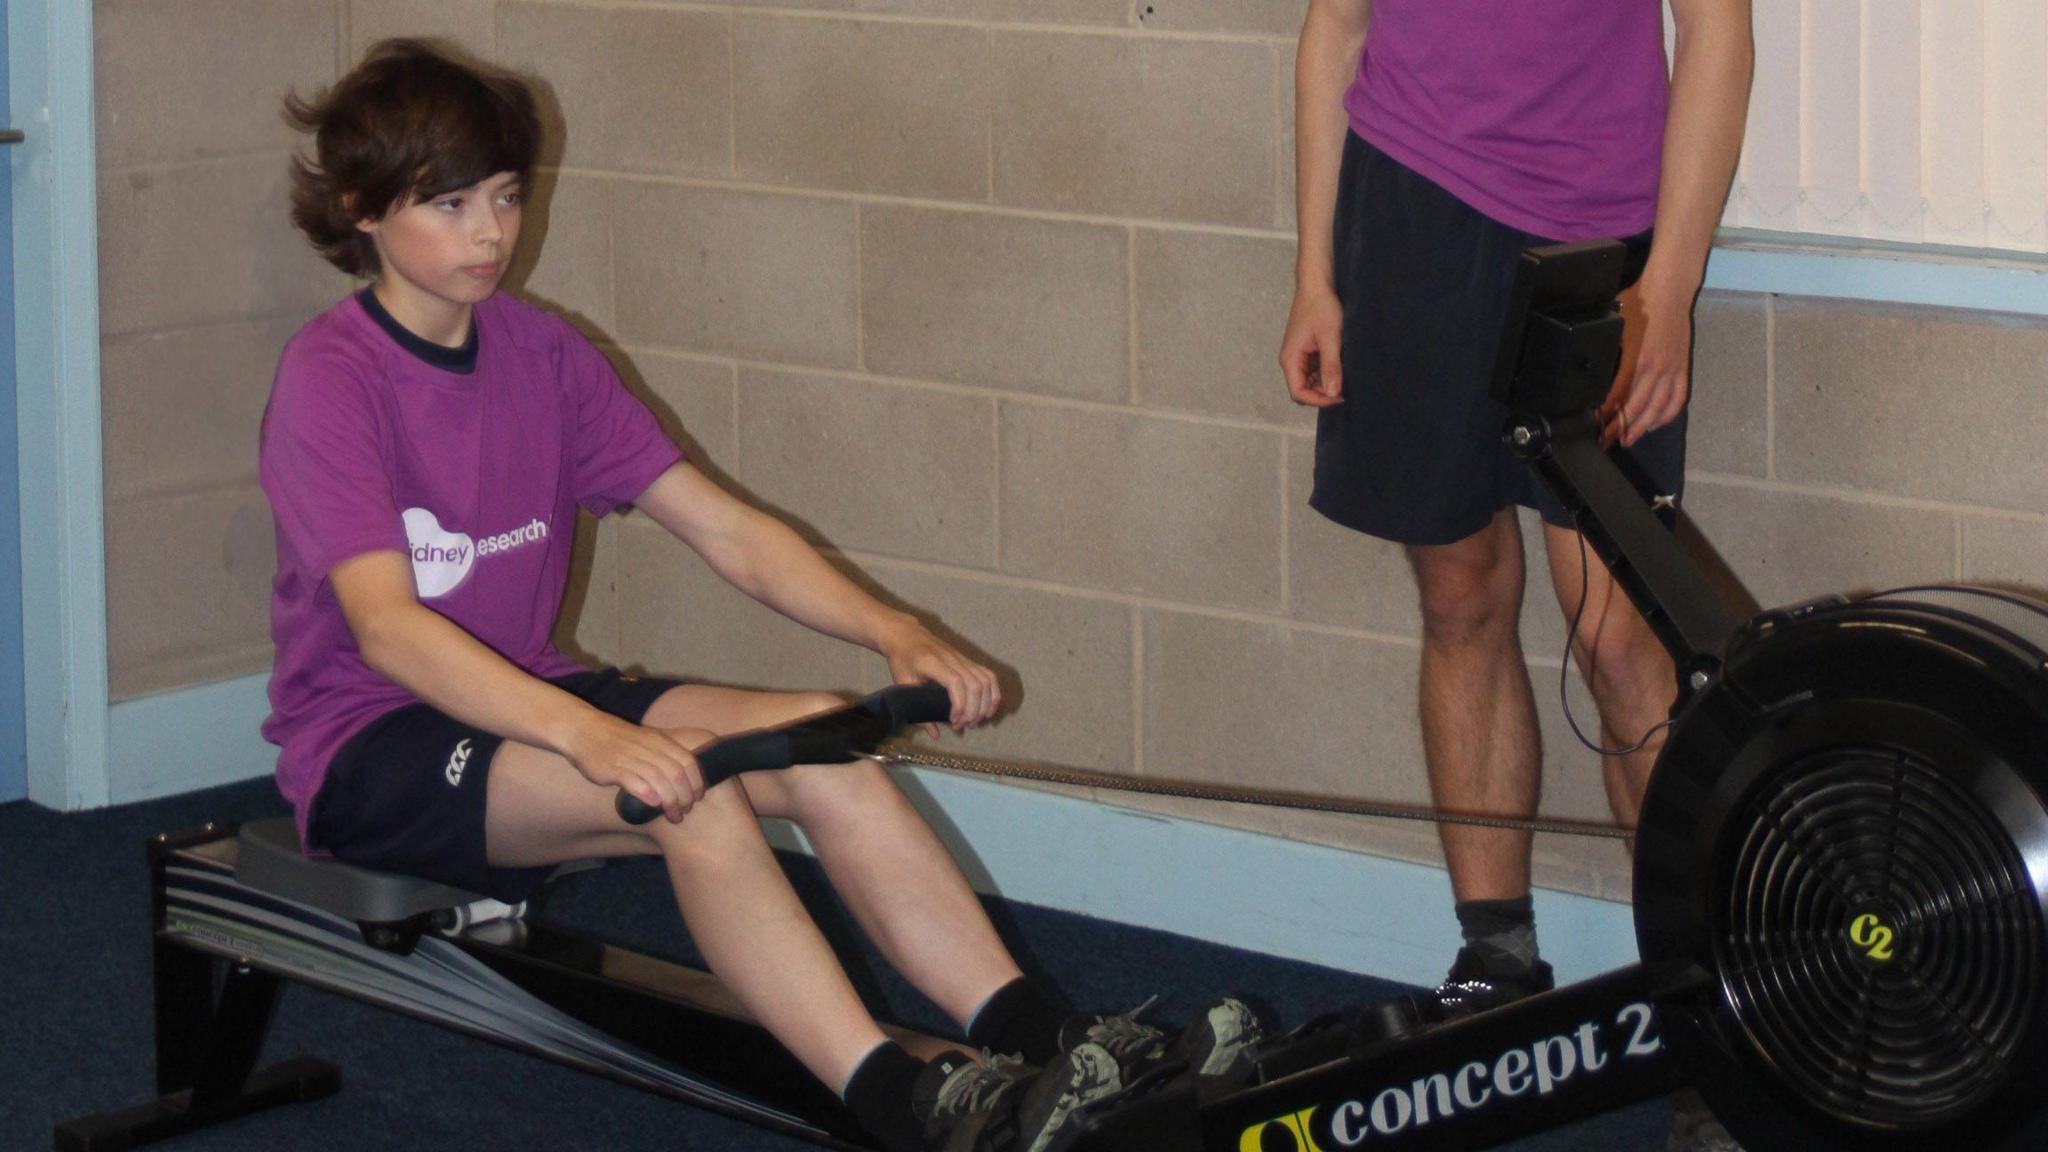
[1455,896,1540,975]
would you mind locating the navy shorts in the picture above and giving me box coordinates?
[1310,133,1686,546]
[307,667,685,903]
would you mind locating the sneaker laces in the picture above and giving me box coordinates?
[925,1052,1028,1122]
[1428,948,1551,1019]
[1076,996,1166,1065]
[1431,976,1497,1013]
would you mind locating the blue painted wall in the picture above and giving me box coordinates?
[0,4,26,804]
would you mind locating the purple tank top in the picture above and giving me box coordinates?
[1345,0,1669,241]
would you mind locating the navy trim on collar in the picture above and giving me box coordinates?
[357,288,480,374]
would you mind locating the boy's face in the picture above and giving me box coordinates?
[356,171,524,332]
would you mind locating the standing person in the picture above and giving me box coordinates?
[1280,0,1752,1016]
[265,39,1252,1152]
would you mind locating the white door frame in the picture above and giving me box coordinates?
[9,0,107,810]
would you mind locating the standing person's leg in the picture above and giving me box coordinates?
[1540,525,1676,831]
[1407,512,1555,1015]
[1532,276,1686,834]
[1409,511,1542,904]
[1305,135,1563,1013]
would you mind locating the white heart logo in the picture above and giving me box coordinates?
[402,507,475,599]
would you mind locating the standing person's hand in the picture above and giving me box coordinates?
[1281,287,1347,408]
[1602,273,1694,448]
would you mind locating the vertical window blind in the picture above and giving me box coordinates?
[1720,0,2046,257]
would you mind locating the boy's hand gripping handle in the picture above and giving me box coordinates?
[614,683,954,825]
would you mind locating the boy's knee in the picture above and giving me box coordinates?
[645,724,716,753]
[731,689,844,731]
[638,686,700,733]
[784,756,899,812]
[789,691,845,721]
[648,776,763,857]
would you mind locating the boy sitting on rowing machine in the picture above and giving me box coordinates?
[259,38,1256,1152]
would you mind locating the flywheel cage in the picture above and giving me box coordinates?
[1713,745,2041,1128]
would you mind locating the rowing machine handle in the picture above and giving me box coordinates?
[614,682,954,825]
[861,680,956,731]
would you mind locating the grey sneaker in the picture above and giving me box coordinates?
[1015,1042,1120,1152]
[1668,1088,1743,1151]
[916,1050,1029,1152]
[915,1044,1120,1152]
[1180,998,1264,1079]
[1058,997,1264,1085]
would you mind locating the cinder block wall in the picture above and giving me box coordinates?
[95,0,348,696]
[94,1,2048,901]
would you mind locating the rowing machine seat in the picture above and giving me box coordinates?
[236,817,487,922]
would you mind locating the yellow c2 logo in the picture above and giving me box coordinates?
[1849,912,1896,963]
[1240,1108,1327,1152]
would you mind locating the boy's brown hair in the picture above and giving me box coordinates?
[285,39,542,278]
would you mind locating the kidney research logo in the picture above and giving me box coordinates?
[402,507,549,599]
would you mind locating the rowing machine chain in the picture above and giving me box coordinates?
[871,746,1632,841]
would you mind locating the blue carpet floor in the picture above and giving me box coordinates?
[4,779,1670,1150]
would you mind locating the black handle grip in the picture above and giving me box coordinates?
[866,681,954,728]
[616,792,663,826]
[615,683,954,825]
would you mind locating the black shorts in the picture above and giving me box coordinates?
[1310,133,1686,546]
[307,667,685,904]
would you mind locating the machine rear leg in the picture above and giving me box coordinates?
[53,938,338,1151]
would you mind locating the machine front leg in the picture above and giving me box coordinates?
[54,851,341,1152]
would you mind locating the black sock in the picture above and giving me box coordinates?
[964,977,1072,1065]
[842,1041,927,1152]
[1455,896,1540,978]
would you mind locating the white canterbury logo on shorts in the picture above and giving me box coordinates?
[444,738,473,787]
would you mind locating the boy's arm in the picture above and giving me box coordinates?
[1279,0,1371,408]
[630,462,1000,730]
[1611,0,1754,446]
[329,550,708,822]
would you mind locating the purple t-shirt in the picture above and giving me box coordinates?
[259,291,684,850]
[1345,0,1669,241]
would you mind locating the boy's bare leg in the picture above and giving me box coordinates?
[1408,510,1544,902]
[484,732,892,1093]
[1539,522,1677,831]
[641,685,1026,1031]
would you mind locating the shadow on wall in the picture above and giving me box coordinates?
[514,139,1025,721]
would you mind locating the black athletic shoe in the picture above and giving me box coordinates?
[916,1044,1120,1152]
[1056,997,1264,1086]
[1424,946,1555,1020]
